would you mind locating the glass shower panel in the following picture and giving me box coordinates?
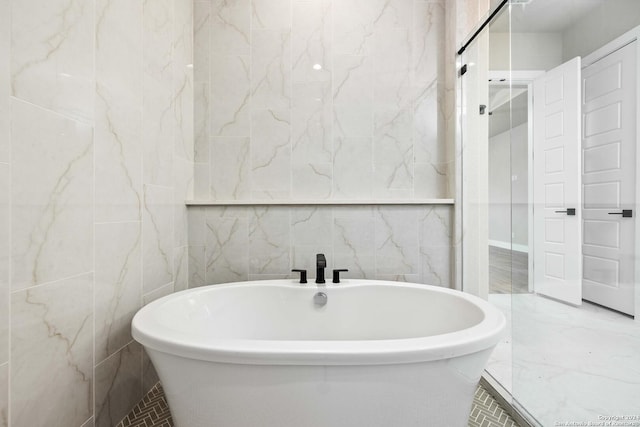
[460,28,491,300]
[459,2,514,398]
[510,0,640,425]
[485,5,515,401]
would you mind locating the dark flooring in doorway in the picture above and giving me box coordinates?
[489,246,529,294]
[116,382,521,427]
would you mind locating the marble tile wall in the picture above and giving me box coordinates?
[194,0,451,201]
[189,0,454,289]
[188,204,453,287]
[0,0,193,426]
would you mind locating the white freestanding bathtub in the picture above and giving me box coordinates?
[132,280,505,427]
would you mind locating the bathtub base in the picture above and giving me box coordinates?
[149,348,492,427]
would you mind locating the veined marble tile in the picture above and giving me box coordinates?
[372,0,412,29]
[173,0,194,162]
[414,162,448,198]
[332,252,376,280]
[374,107,413,164]
[291,207,333,247]
[95,0,143,223]
[142,83,174,186]
[210,137,250,200]
[194,82,210,162]
[11,100,93,290]
[187,206,206,247]
[143,0,174,187]
[414,75,453,197]
[11,0,94,123]
[143,0,173,84]
[333,215,376,279]
[194,1,211,83]
[248,274,291,281]
[0,363,6,427]
[0,163,8,364]
[333,104,373,138]
[333,56,373,138]
[419,205,452,248]
[292,0,331,84]
[193,162,210,199]
[95,342,143,427]
[333,0,375,55]
[419,246,450,286]
[0,0,9,163]
[249,207,290,274]
[173,68,195,162]
[208,205,251,219]
[333,137,373,199]
[292,163,333,199]
[143,282,173,306]
[141,279,173,392]
[414,82,445,164]
[373,28,412,110]
[210,54,251,136]
[205,215,249,284]
[507,294,640,425]
[376,273,421,283]
[143,185,173,295]
[373,107,414,197]
[373,24,413,71]
[81,417,95,427]
[142,350,159,394]
[332,205,376,218]
[333,55,372,107]
[174,245,189,291]
[174,156,193,247]
[210,0,250,55]
[251,30,292,111]
[251,109,291,196]
[95,221,142,365]
[188,245,206,288]
[292,82,332,164]
[252,0,291,31]
[374,206,420,275]
[11,273,93,427]
[413,1,444,88]
[373,162,413,199]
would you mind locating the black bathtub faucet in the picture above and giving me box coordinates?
[316,253,326,284]
[291,254,348,285]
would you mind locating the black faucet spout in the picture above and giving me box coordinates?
[316,253,326,284]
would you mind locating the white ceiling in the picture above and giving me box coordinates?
[491,0,606,33]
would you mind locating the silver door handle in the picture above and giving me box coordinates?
[608,210,633,218]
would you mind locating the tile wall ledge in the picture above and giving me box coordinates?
[185,199,455,206]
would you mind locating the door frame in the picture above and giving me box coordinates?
[488,70,543,293]
[582,25,640,320]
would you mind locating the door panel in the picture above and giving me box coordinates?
[582,41,636,316]
[533,57,582,305]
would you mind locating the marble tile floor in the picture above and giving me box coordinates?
[117,382,521,427]
[487,293,640,427]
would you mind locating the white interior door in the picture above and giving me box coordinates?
[582,41,636,316]
[533,57,582,305]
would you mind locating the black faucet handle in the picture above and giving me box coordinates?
[332,269,349,283]
[292,269,307,284]
[316,253,326,267]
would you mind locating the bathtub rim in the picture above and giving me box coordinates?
[132,279,506,366]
